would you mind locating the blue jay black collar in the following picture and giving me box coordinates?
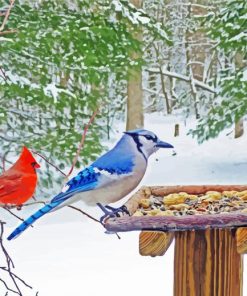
[127,133,147,162]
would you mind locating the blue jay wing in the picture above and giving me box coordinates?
[7,167,99,240]
[91,142,135,174]
[51,166,100,203]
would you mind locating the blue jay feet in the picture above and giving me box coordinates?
[97,203,130,224]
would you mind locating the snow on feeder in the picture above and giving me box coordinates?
[105,185,247,296]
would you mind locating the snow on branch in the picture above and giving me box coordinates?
[165,3,215,10]
[146,68,216,94]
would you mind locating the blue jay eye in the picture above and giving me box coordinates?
[144,135,153,140]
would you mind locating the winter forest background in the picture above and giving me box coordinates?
[0,0,247,295]
[1,0,246,193]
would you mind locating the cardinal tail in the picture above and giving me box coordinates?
[7,200,62,240]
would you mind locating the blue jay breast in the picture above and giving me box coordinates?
[84,173,144,206]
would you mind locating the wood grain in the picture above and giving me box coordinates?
[150,185,247,197]
[124,186,151,215]
[105,185,247,233]
[105,213,247,232]
[139,231,174,257]
[236,227,247,254]
[174,229,243,296]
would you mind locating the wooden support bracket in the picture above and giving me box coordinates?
[139,231,174,257]
[236,227,247,254]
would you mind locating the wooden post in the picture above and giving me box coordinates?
[174,229,243,296]
[174,123,179,137]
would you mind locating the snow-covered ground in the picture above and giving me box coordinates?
[2,113,247,295]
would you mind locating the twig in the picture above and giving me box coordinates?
[31,151,66,176]
[49,202,99,222]
[0,222,33,295]
[67,205,121,239]
[0,277,18,294]
[67,205,101,224]
[0,223,14,268]
[0,267,32,289]
[0,29,17,35]
[2,208,34,228]
[65,107,100,181]
[0,66,8,81]
[0,0,15,32]
[2,201,120,239]
[0,201,46,209]
[1,154,6,172]
[32,107,99,182]
[19,201,45,207]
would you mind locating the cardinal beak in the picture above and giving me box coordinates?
[34,162,40,169]
[155,140,174,148]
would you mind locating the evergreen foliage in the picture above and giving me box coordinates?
[0,0,169,195]
[191,0,247,142]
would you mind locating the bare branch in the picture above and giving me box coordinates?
[65,107,100,181]
[0,222,33,295]
[2,207,34,228]
[0,267,32,289]
[146,68,216,93]
[1,154,6,172]
[165,3,215,10]
[0,66,8,81]
[67,205,101,224]
[0,29,17,35]
[31,151,66,176]
[67,205,120,239]
[0,0,15,32]
[0,277,19,294]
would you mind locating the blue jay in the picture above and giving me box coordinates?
[7,129,173,240]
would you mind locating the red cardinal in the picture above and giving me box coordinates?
[0,146,40,206]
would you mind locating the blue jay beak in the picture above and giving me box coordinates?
[155,140,174,149]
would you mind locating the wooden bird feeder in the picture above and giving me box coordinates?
[105,185,247,296]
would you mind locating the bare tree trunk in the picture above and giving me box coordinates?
[235,119,244,138]
[147,71,157,112]
[234,53,245,138]
[174,123,179,137]
[126,0,143,131]
[159,66,171,114]
[185,2,210,119]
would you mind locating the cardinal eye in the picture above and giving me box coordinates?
[31,162,37,167]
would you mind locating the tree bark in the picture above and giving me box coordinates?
[174,123,179,137]
[235,119,244,138]
[127,69,143,130]
[126,0,143,130]
[234,53,245,138]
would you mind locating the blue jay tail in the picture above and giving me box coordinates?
[7,201,61,240]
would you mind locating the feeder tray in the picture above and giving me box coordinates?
[105,185,247,296]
